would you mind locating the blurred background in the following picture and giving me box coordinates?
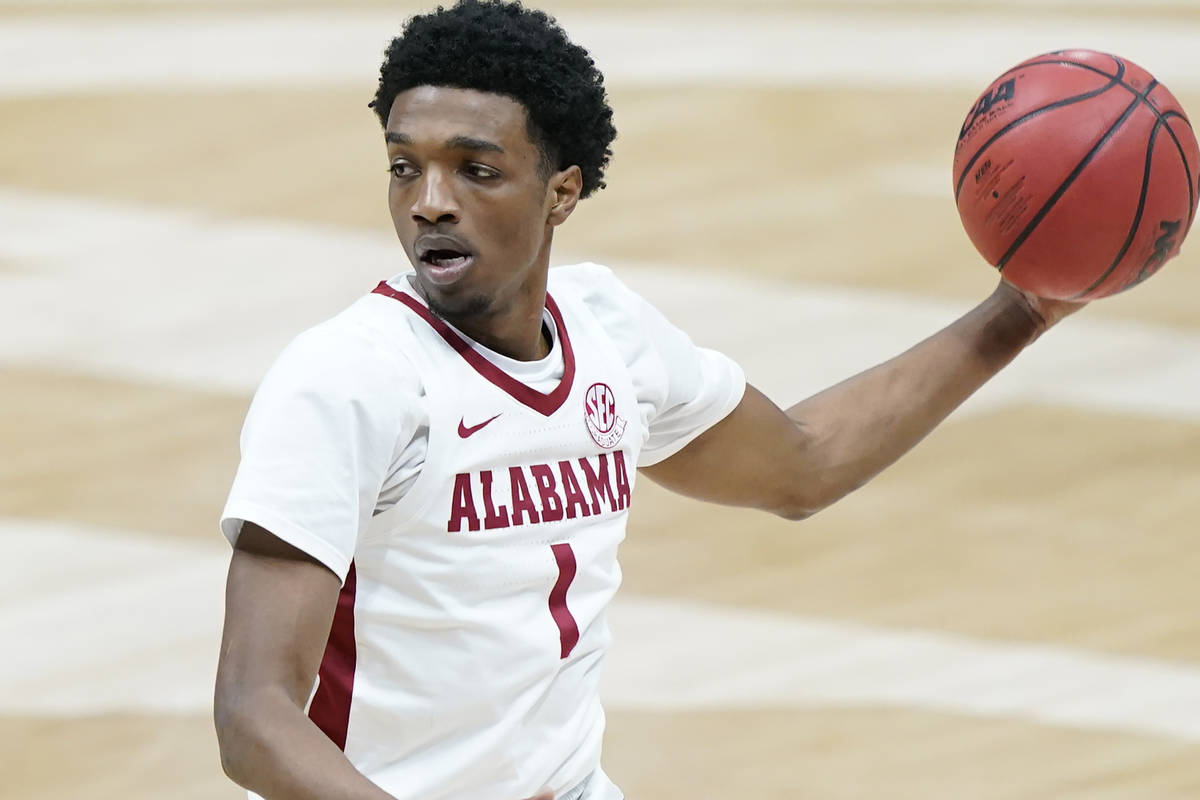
[2,0,1199,797]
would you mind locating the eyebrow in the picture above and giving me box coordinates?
[384,131,504,154]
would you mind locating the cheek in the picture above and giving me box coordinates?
[480,195,547,251]
[388,184,413,232]
[387,182,399,218]
[387,181,403,215]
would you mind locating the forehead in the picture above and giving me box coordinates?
[385,86,533,149]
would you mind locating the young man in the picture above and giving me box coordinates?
[213,2,1082,799]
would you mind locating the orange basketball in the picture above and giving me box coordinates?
[954,49,1199,300]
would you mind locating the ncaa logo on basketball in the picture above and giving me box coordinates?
[958,78,1016,143]
[584,382,626,449]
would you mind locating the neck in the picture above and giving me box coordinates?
[449,287,550,361]
[416,237,554,361]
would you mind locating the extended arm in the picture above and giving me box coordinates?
[214,523,396,800]
[641,281,1081,519]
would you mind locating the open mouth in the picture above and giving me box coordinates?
[417,246,475,286]
[421,249,471,269]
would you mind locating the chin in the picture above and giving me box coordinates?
[425,287,492,321]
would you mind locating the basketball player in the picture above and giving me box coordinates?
[212,2,1083,799]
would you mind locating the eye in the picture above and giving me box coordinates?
[388,161,417,179]
[464,163,500,180]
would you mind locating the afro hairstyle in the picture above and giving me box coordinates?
[370,0,616,198]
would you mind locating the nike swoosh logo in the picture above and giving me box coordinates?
[457,413,502,438]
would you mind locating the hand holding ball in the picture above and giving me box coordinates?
[954,50,1199,300]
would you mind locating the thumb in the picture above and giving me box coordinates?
[522,794,554,800]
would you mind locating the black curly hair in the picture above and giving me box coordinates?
[370,0,616,198]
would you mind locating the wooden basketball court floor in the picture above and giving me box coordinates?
[3,1,1200,797]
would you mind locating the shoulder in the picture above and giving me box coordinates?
[548,261,635,303]
[258,293,423,408]
[548,262,652,330]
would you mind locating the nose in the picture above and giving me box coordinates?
[410,168,460,225]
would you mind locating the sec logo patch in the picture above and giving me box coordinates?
[584,382,626,449]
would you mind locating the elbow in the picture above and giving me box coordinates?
[214,694,246,783]
[217,738,247,787]
[773,476,861,522]
[214,688,266,787]
[769,423,848,521]
[771,487,825,521]
[776,504,817,522]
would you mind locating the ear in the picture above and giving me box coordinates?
[546,165,583,227]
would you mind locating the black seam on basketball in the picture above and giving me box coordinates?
[1166,110,1194,130]
[1158,111,1197,232]
[961,54,1181,190]
[1072,113,1164,298]
[1132,77,1191,129]
[997,80,1157,272]
[1112,67,1191,133]
[991,54,1122,85]
[993,56,1144,101]
[993,55,1174,125]
[1005,55,1151,107]
[954,61,1126,201]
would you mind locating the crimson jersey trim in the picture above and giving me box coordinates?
[372,280,577,416]
[308,562,358,750]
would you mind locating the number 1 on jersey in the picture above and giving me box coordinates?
[548,543,580,659]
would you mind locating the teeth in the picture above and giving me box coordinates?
[423,248,468,265]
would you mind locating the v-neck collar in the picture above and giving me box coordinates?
[372,280,576,417]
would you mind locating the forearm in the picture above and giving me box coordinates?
[786,281,1043,506]
[216,686,395,800]
[640,281,1076,520]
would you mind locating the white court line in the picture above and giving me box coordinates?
[3,10,1200,96]
[603,596,1200,744]
[6,517,1200,744]
[1,187,1198,420]
[0,519,228,714]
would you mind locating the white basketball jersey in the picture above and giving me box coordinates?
[222,263,745,800]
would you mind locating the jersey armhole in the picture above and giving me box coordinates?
[222,502,352,584]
